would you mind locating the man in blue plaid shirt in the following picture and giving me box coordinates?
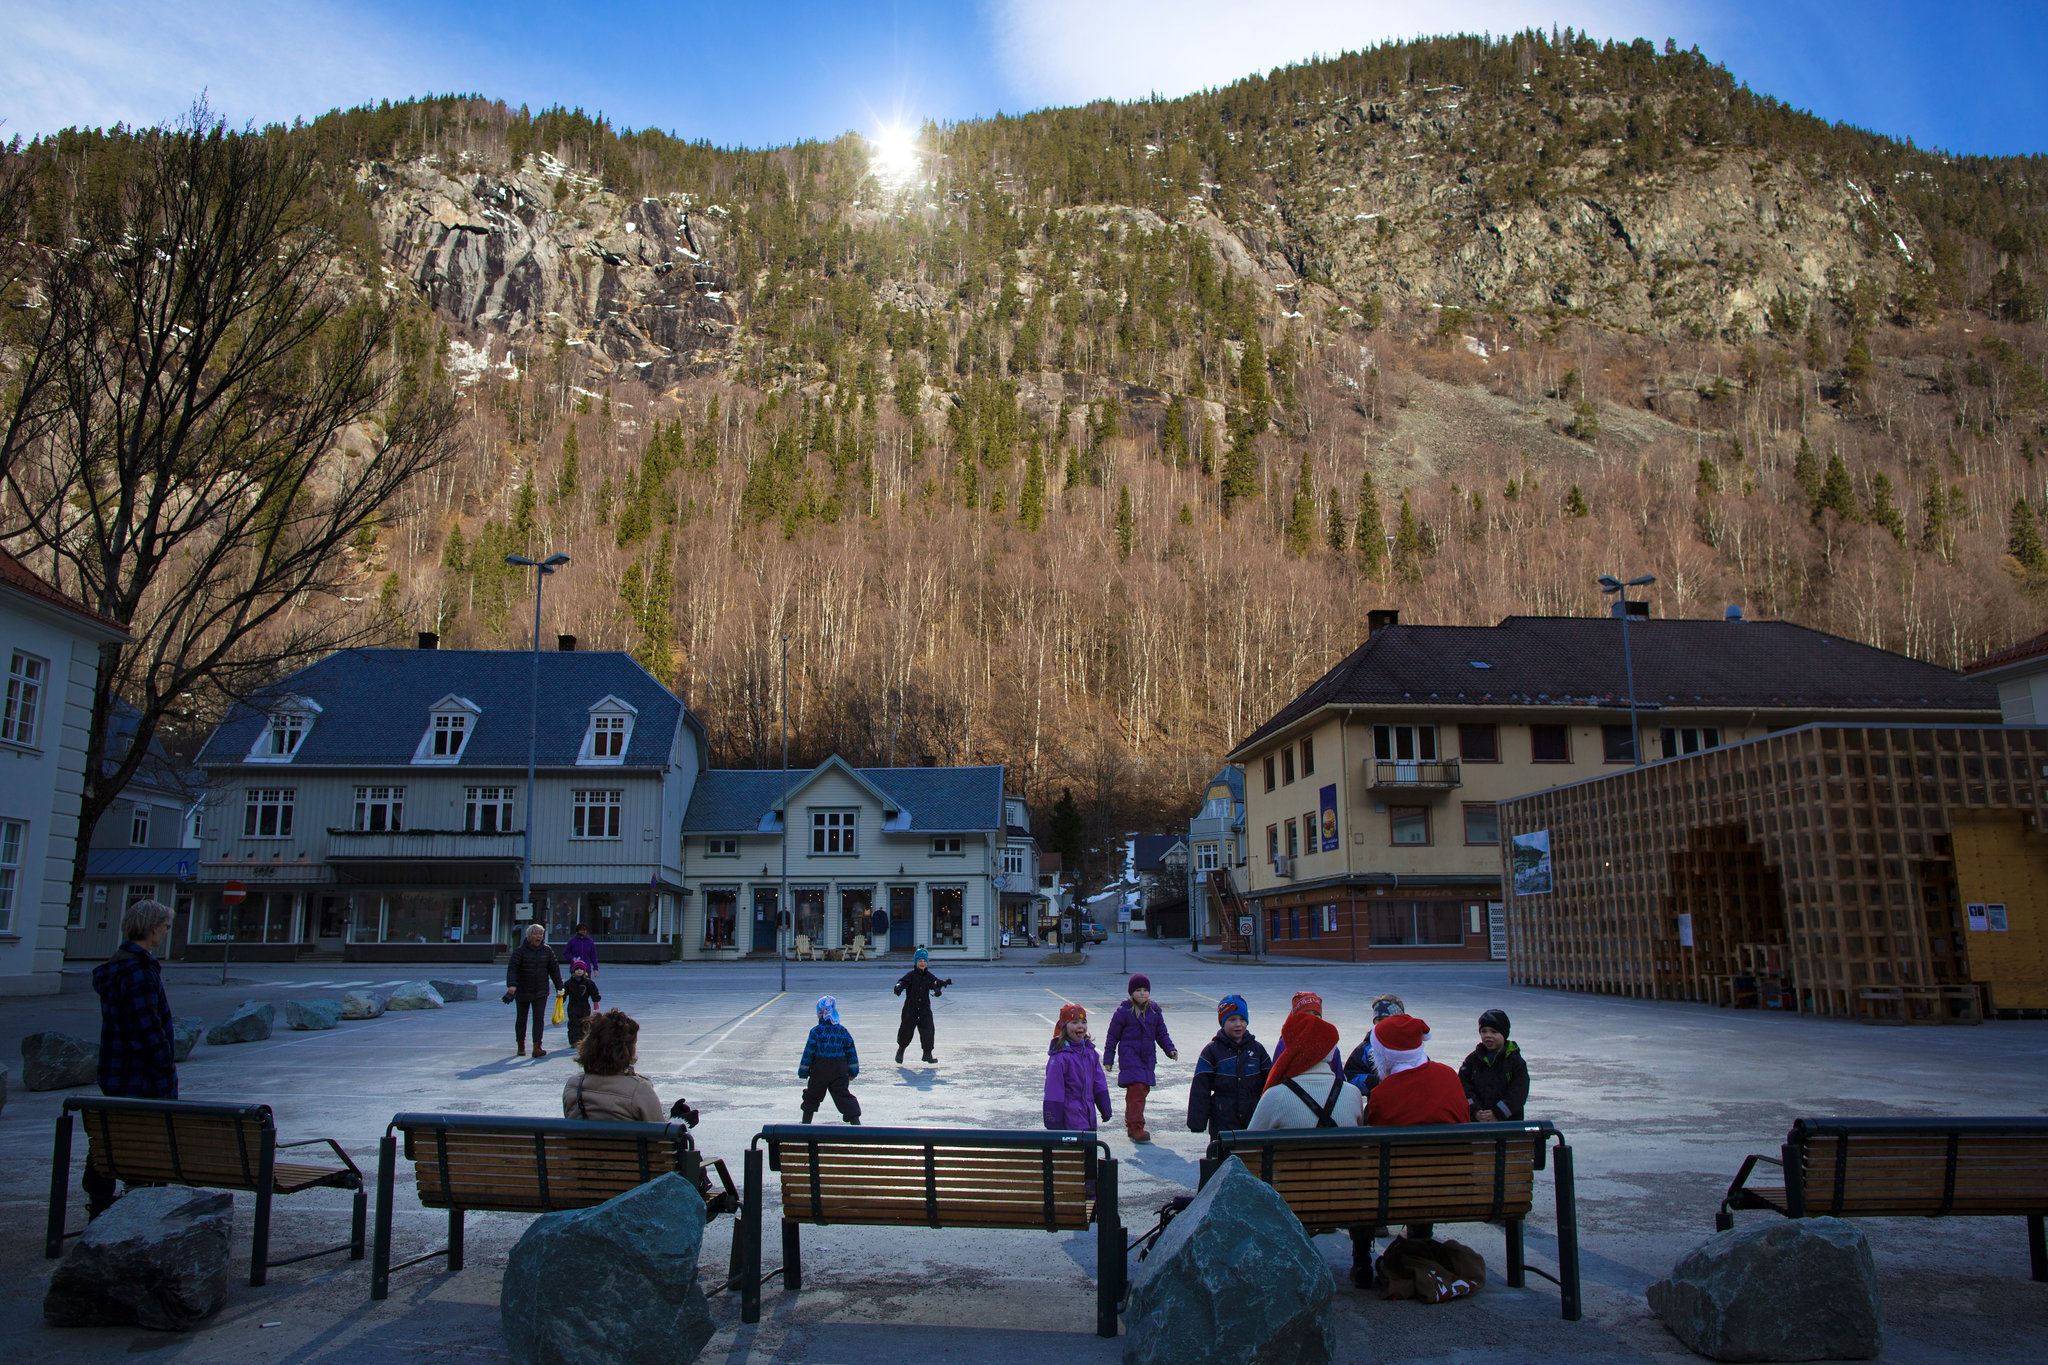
[85,900,179,1213]
[798,995,862,1125]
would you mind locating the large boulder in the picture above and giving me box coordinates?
[385,981,445,1011]
[21,1032,99,1091]
[501,1173,713,1365]
[204,1001,273,1046]
[282,999,342,1031]
[43,1188,232,1330]
[171,1019,204,1063]
[340,990,387,1020]
[428,978,478,1002]
[1648,1218,1882,1362]
[1121,1156,1334,1365]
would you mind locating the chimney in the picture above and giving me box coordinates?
[416,632,438,650]
[557,634,577,652]
[1366,608,1400,636]
[1724,605,1745,622]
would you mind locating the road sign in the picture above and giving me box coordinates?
[1060,918,1073,938]
[221,880,247,906]
[514,902,534,918]
[174,859,194,882]
[1118,906,1131,925]
[1238,916,1254,939]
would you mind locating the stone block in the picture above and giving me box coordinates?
[21,1032,100,1091]
[501,1173,713,1365]
[1647,1218,1882,1362]
[385,981,445,1011]
[428,979,477,1002]
[1122,1156,1334,1365]
[171,1019,204,1063]
[44,1188,232,1331]
[340,990,387,1020]
[282,999,342,1031]
[204,1001,273,1046]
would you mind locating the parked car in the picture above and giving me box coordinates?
[1076,919,1109,944]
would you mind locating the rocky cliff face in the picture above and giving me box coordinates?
[360,151,737,390]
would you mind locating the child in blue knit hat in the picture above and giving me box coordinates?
[799,995,862,1124]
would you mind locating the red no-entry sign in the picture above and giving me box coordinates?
[221,880,247,906]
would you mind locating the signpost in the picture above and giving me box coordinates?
[219,880,246,984]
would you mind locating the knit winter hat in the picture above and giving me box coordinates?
[1053,1003,1088,1042]
[1371,993,1406,1022]
[1128,974,1151,994]
[913,946,930,964]
[1217,994,1249,1025]
[1369,1013,1432,1082]
[1478,1008,1511,1038]
[817,995,839,1024]
[1265,1011,1339,1091]
[1291,990,1324,1017]
[570,958,592,973]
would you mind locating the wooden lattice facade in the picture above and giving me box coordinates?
[1497,725,2048,1023]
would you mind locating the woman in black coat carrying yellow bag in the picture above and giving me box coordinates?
[504,923,565,1057]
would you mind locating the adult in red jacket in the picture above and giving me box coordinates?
[1354,1013,1466,1283]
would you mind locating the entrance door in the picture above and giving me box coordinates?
[751,888,779,956]
[888,886,916,951]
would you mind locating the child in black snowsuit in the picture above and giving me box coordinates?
[892,948,951,1063]
[799,995,862,1124]
[1187,994,1271,1138]
[564,958,601,1047]
[1459,1008,1530,1122]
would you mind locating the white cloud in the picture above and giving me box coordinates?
[0,1,444,139]
[983,0,1689,107]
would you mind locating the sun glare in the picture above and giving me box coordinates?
[869,123,921,188]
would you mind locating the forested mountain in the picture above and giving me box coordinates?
[6,30,2046,872]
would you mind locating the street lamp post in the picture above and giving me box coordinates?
[779,633,789,995]
[506,553,570,929]
[1597,573,1656,766]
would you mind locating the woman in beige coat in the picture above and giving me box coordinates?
[563,1009,666,1122]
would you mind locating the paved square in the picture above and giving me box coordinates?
[3,940,2045,1362]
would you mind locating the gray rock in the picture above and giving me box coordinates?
[1648,1218,1882,1362]
[1122,1156,1334,1365]
[340,990,387,1019]
[501,1173,713,1365]
[428,979,477,1002]
[203,1001,273,1046]
[44,1187,232,1331]
[171,1019,204,1063]
[282,999,342,1031]
[21,1032,99,1091]
[384,981,444,1011]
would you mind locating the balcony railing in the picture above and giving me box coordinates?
[1368,758,1463,790]
[323,829,525,861]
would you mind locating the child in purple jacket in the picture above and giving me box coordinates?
[1103,973,1178,1142]
[1043,1004,1113,1134]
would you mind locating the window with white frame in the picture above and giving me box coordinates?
[131,805,151,846]
[812,810,857,855]
[187,806,203,843]
[931,836,963,855]
[243,788,295,838]
[0,818,22,932]
[125,883,156,911]
[1197,843,1220,873]
[1001,846,1026,876]
[579,697,638,764]
[572,789,623,839]
[431,713,468,757]
[464,786,514,833]
[3,651,46,747]
[412,695,480,763]
[266,712,307,757]
[352,785,405,832]
[705,836,739,856]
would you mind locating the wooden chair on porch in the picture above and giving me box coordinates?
[844,934,868,961]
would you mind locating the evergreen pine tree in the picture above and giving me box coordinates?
[1116,485,1136,559]
[1564,484,1590,518]
[2009,497,2048,572]
[1237,331,1269,433]
[1020,443,1046,531]
[1869,473,1906,545]
[514,468,537,543]
[1326,495,1348,551]
[1355,468,1386,578]
[1162,400,1187,468]
[557,423,580,502]
[441,522,468,574]
[1063,443,1084,490]
[1793,436,1822,502]
[1843,332,1873,390]
[1286,453,1316,556]
[1812,449,1860,525]
[1220,431,1259,517]
[1394,490,1424,584]
[1920,480,1949,556]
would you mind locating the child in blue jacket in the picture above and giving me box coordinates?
[1103,973,1177,1142]
[1187,994,1271,1138]
[799,995,862,1124]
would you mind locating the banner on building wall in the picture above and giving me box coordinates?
[1318,784,1339,851]
[1510,830,1552,895]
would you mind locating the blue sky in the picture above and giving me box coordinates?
[2,1,2043,157]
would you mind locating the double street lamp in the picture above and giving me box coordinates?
[507,553,571,924]
[1597,573,1655,767]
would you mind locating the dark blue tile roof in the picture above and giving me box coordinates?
[684,764,1004,834]
[196,649,699,770]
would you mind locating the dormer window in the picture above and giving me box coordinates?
[578,695,638,765]
[247,697,320,763]
[413,695,482,764]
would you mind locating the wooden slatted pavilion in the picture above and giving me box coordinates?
[1498,724,2048,1022]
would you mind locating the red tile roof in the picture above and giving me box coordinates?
[0,547,128,637]
[1963,628,2048,676]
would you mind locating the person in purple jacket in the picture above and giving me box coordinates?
[565,922,598,972]
[1043,1004,1113,1136]
[1102,974,1178,1142]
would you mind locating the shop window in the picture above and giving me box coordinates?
[581,889,655,940]
[1602,725,1637,763]
[1389,806,1430,845]
[385,890,464,944]
[1530,724,1571,763]
[1288,907,1300,939]
[840,886,874,944]
[793,886,825,941]
[1458,723,1499,762]
[1368,900,1464,946]
[1463,804,1500,845]
[704,888,738,948]
[931,886,964,946]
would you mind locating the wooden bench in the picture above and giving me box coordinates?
[1717,1116,2048,1279]
[1201,1120,1581,1320]
[740,1124,1124,1337]
[371,1112,720,1299]
[46,1096,364,1287]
